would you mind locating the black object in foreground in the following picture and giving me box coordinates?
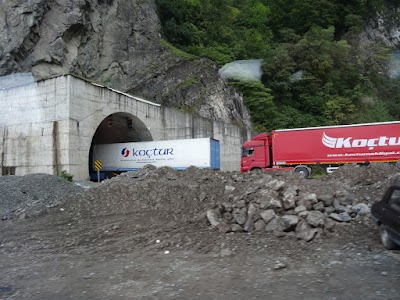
[371,185,400,250]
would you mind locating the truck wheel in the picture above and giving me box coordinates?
[250,168,262,174]
[379,225,399,250]
[294,166,310,178]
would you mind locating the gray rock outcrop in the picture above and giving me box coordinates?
[0,0,250,127]
[361,3,400,49]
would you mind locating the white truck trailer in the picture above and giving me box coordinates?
[90,138,220,180]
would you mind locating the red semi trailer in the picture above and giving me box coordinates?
[241,121,400,177]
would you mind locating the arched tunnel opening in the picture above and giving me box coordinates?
[89,112,152,181]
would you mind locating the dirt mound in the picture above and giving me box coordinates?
[55,165,243,221]
[1,163,399,250]
[323,163,399,187]
[2,164,398,223]
[321,163,400,204]
[57,164,400,244]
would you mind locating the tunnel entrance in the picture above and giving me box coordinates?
[92,112,152,144]
[89,112,152,180]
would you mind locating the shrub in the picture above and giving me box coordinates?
[59,170,73,182]
[310,165,326,178]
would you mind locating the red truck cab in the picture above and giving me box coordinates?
[241,132,271,172]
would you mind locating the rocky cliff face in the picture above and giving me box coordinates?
[361,2,400,49]
[0,0,250,127]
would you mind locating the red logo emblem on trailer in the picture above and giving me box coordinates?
[121,148,130,157]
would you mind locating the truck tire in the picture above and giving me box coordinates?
[294,166,310,178]
[379,225,399,250]
[250,167,262,174]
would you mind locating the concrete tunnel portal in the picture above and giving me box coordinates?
[89,112,153,179]
[0,75,247,180]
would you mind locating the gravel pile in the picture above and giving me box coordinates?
[0,173,84,220]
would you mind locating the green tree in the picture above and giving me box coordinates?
[324,95,356,124]
[156,0,272,64]
[155,0,399,131]
[262,26,388,128]
[230,80,278,132]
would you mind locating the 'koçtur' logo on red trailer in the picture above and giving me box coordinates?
[322,133,400,150]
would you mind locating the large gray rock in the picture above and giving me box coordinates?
[254,219,266,231]
[313,201,325,212]
[351,203,370,216]
[303,193,318,204]
[278,215,299,232]
[233,208,247,225]
[329,212,352,223]
[247,203,261,221]
[244,217,255,232]
[260,209,276,224]
[282,187,297,210]
[333,199,348,213]
[231,223,243,232]
[294,205,307,214]
[295,219,318,242]
[307,211,326,228]
[207,208,222,227]
[265,218,279,232]
[299,193,318,210]
[265,179,286,191]
[257,190,282,210]
[0,0,250,127]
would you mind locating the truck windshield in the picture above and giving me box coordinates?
[242,147,254,157]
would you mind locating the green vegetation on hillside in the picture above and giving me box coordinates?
[155,0,400,132]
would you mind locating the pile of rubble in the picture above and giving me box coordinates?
[203,163,400,242]
[1,163,399,244]
[206,173,370,242]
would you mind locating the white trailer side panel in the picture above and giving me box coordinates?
[92,138,219,170]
